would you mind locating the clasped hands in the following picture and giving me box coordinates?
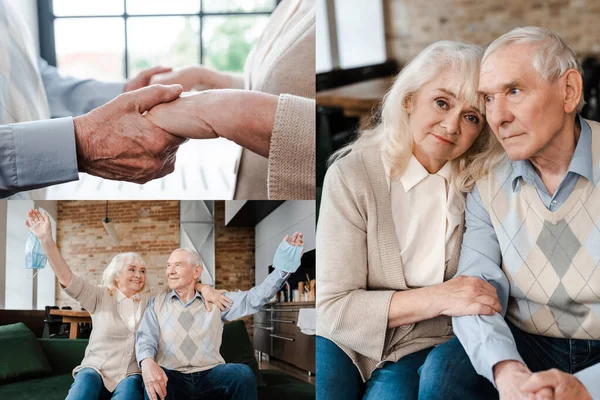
[494,360,591,400]
[74,66,278,184]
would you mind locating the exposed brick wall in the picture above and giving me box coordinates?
[56,201,180,308]
[385,0,600,65]
[214,201,256,338]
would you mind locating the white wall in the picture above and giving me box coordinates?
[316,0,333,73]
[6,0,39,53]
[255,201,316,283]
[224,201,246,225]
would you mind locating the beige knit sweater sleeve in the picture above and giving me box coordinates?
[267,94,316,199]
[62,274,105,314]
[317,163,395,361]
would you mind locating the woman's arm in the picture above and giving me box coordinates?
[145,89,279,158]
[25,209,72,287]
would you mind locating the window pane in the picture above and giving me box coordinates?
[126,0,200,15]
[203,0,276,13]
[202,16,269,73]
[55,18,125,80]
[128,17,200,77]
[53,0,124,16]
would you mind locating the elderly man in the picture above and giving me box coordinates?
[136,232,304,400]
[0,0,185,198]
[420,27,600,400]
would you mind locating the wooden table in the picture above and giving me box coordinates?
[316,76,395,120]
[49,309,91,339]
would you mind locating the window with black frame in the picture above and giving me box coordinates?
[38,0,280,81]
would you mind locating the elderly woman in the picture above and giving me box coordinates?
[25,209,228,400]
[316,41,507,400]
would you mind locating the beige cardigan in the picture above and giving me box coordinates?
[232,0,315,200]
[316,146,464,381]
[63,274,163,392]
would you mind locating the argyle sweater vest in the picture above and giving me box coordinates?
[153,294,225,374]
[478,119,600,339]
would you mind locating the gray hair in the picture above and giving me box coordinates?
[330,40,499,194]
[101,252,148,291]
[171,248,202,267]
[483,26,585,112]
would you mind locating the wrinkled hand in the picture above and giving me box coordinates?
[25,209,52,242]
[522,369,591,400]
[125,66,173,92]
[495,361,553,400]
[197,284,233,312]
[74,84,187,184]
[149,65,230,91]
[435,275,502,317]
[141,358,168,400]
[145,89,278,158]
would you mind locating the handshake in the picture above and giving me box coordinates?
[74,67,278,185]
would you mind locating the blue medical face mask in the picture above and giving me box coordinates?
[25,231,47,270]
[273,238,303,273]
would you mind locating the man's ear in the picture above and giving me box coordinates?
[562,69,583,114]
[194,265,203,281]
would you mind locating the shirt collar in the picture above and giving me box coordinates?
[168,289,203,306]
[114,288,140,303]
[400,155,451,192]
[511,115,593,191]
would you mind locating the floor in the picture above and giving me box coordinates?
[258,358,315,385]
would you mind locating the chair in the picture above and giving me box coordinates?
[42,306,69,339]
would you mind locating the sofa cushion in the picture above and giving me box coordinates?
[0,323,52,383]
[221,320,266,387]
[0,373,74,400]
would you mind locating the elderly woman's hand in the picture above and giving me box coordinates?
[145,89,278,158]
[196,283,233,312]
[25,209,53,242]
[149,65,232,91]
[435,276,503,317]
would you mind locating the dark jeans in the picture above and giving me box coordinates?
[316,336,494,400]
[506,321,600,374]
[143,364,256,400]
[65,368,143,400]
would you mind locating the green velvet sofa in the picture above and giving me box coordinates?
[0,321,314,400]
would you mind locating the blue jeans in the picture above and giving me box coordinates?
[317,336,495,400]
[506,321,600,374]
[143,364,256,400]
[66,368,143,400]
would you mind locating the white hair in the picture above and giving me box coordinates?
[330,40,502,194]
[101,252,148,291]
[171,248,202,267]
[483,26,585,112]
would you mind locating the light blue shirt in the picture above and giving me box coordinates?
[136,269,290,365]
[0,58,124,198]
[453,116,599,398]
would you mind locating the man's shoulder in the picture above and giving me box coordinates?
[474,156,514,189]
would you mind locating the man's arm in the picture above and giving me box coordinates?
[0,118,78,198]
[221,269,289,321]
[38,58,125,118]
[452,185,525,384]
[136,297,160,365]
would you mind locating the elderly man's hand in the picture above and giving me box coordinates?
[521,369,592,400]
[73,84,187,184]
[141,358,168,400]
[494,360,553,400]
[125,66,173,92]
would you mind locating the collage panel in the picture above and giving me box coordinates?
[0,199,315,399]
[316,1,600,399]
[1,0,315,201]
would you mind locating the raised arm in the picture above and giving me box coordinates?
[221,232,304,321]
[25,209,72,287]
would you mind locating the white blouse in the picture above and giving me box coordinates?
[386,155,462,288]
[114,289,143,332]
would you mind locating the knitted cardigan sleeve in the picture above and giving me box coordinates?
[267,94,315,200]
[316,162,395,361]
